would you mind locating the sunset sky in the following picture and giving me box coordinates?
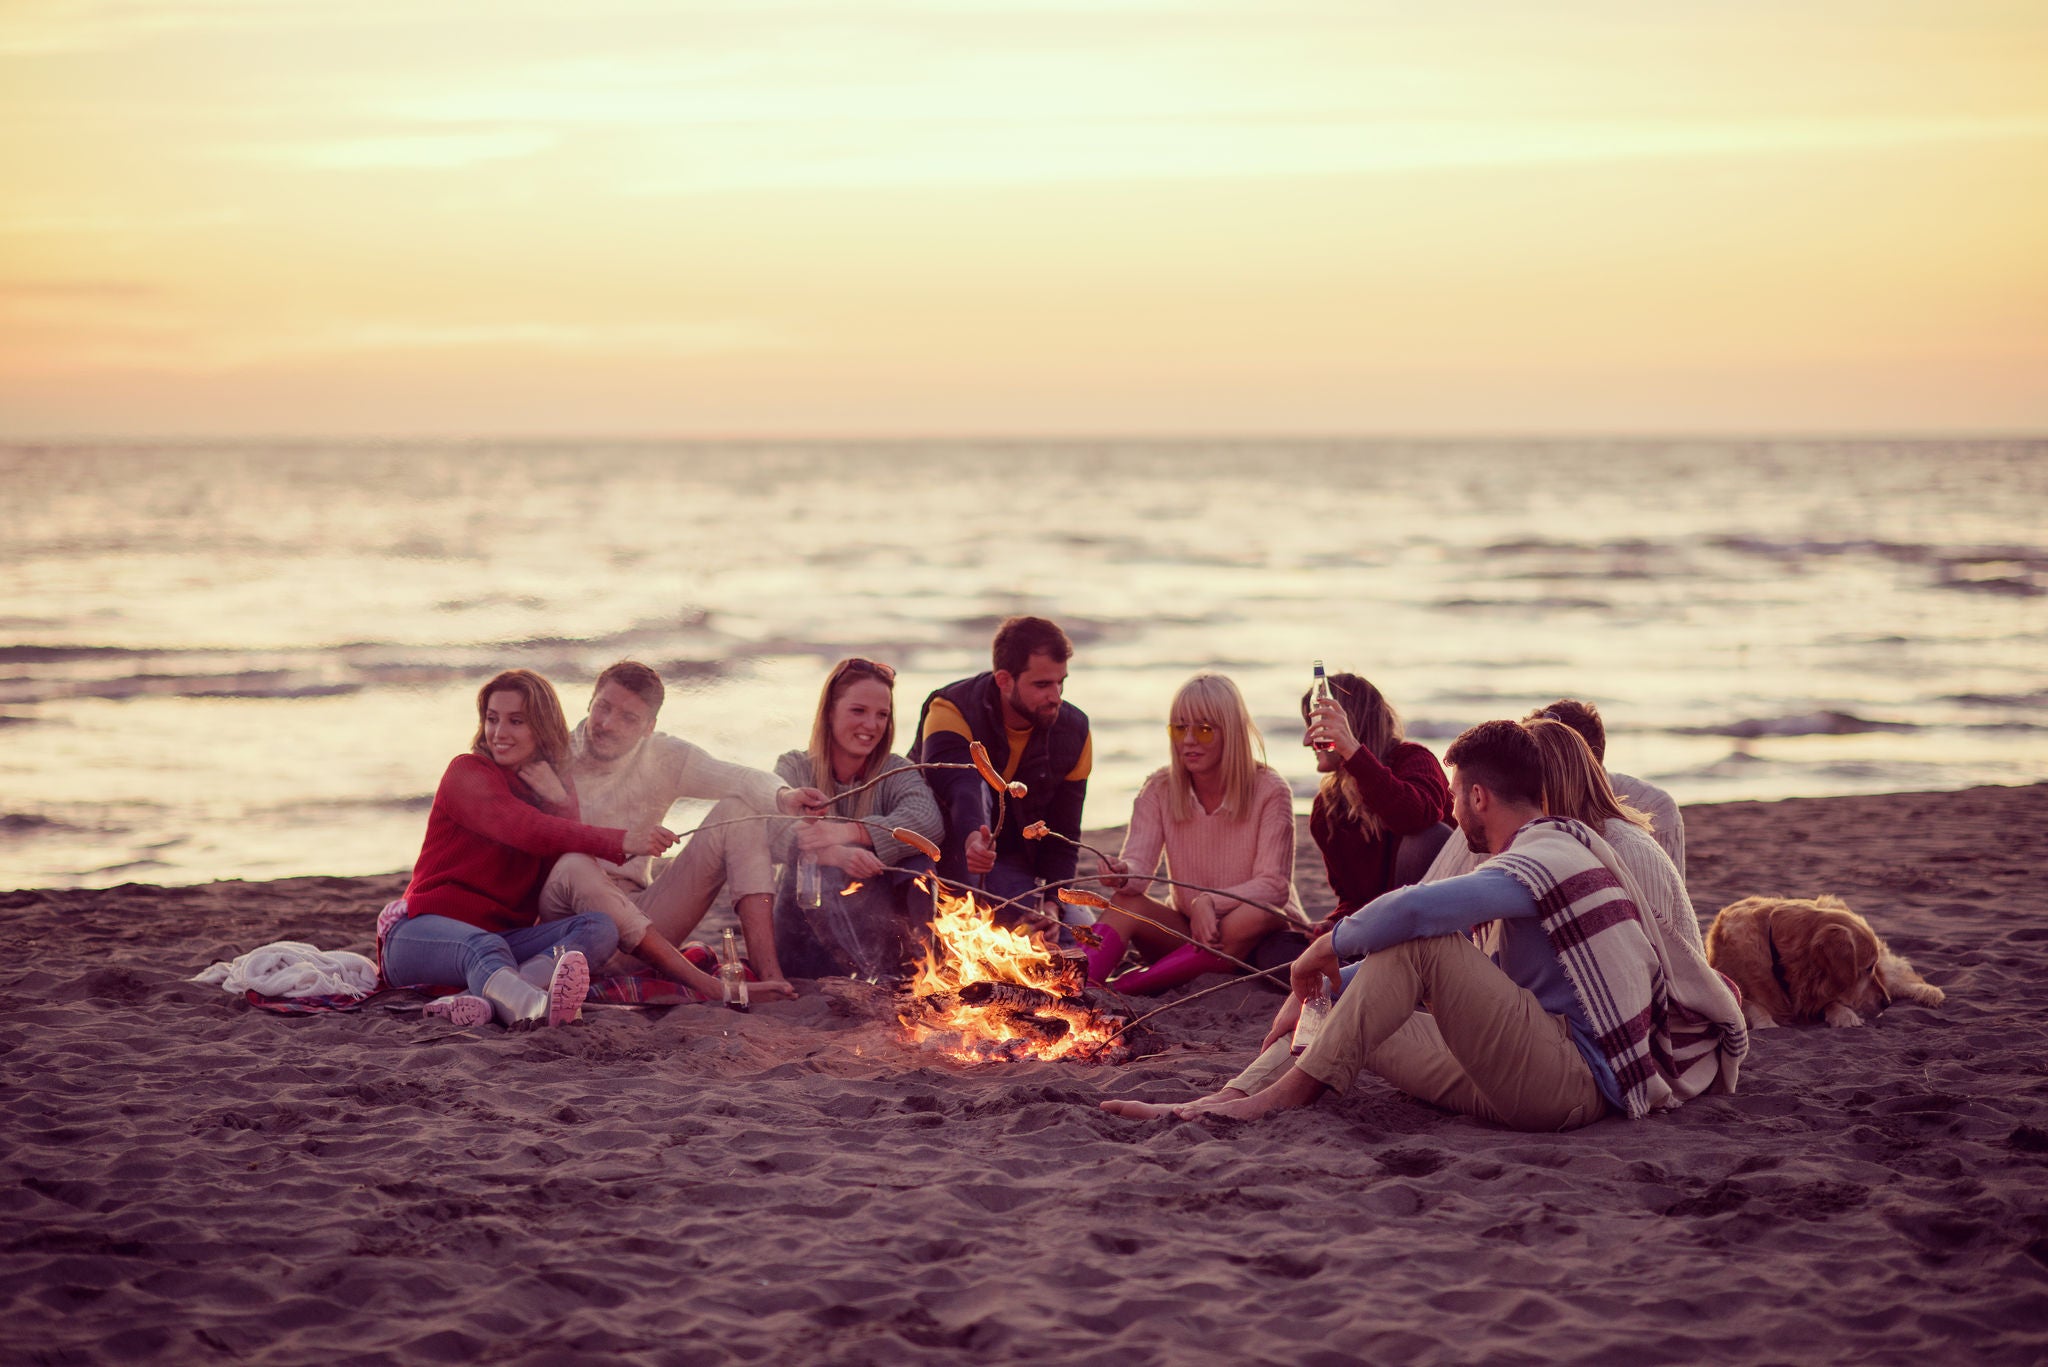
[1,1,2043,437]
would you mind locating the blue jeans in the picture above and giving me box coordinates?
[384,913,619,996]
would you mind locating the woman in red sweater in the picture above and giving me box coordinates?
[381,669,677,1029]
[1302,671,1452,932]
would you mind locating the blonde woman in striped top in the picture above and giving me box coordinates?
[1090,673,1305,994]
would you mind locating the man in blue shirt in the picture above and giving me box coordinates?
[1113,720,1623,1131]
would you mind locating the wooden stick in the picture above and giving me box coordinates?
[1024,826,1316,934]
[1108,963,1292,1040]
[1054,888,1261,975]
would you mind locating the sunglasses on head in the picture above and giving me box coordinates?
[1167,722,1218,743]
[839,657,897,684]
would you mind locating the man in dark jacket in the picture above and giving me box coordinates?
[908,616,1091,921]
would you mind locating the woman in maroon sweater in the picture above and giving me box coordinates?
[381,669,677,1029]
[1302,671,1452,932]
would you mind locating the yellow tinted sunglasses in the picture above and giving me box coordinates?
[1167,722,1218,743]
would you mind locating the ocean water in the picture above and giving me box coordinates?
[2,439,2043,891]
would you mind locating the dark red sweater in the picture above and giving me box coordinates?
[1309,740,1452,915]
[402,753,628,935]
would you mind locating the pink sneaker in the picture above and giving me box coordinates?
[422,994,491,1027]
[547,950,589,1027]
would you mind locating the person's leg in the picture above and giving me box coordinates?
[633,798,791,991]
[383,914,518,997]
[1213,905,1281,963]
[539,854,654,953]
[501,912,620,972]
[1294,934,1603,1131]
[1100,891,1193,960]
[1102,1036,1294,1119]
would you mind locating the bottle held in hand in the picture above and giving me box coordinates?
[719,927,750,1013]
[1291,980,1332,1055]
[1310,660,1336,754]
[796,850,824,909]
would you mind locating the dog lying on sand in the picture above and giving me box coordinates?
[1706,894,1946,1029]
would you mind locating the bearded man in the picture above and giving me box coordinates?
[907,616,1091,924]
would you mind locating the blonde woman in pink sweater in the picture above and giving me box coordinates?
[1091,673,1305,994]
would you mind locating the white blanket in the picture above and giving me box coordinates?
[192,942,379,998]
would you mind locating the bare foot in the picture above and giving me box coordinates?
[749,977,799,1002]
[1098,1090,1245,1120]
[1177,1069,1324,1122]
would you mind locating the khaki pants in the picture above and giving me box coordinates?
[538,797,774,951]
[1227,933,1606,1132]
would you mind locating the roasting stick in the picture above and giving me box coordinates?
[1051,888,1263,976]
[672,740,1025,853]
[1021,823,1319,935]
[1108,963,1293,1041]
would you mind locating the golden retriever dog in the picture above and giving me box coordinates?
[1706,894,1946,1029]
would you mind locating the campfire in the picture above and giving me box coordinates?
[898,879,1133,1064]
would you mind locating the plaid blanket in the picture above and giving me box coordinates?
[1489,816,1748,1119]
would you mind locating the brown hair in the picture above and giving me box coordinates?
[806,658,899,820]
[1442,720,1543,809]
[472,670,573,768]
[1526,698,1605,764]
[992,616,1072,677]
[1300,670,1404,838]
[595,659,665,714]
[1525,718,1648,830]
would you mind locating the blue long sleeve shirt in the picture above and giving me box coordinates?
[1330,867,1622,1114]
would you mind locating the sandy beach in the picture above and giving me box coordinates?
[4,783,2046,1365]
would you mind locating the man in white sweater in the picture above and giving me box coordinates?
[537,661,825,1000]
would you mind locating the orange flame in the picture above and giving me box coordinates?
[899,879,1125,1065]
[840,881,864,897]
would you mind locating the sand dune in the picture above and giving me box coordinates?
[4,785,2046,1364]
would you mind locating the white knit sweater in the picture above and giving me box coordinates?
[564,722,786,887]
[1608,771,1686,878]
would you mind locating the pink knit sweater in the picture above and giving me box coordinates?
[1117,766,1304,921]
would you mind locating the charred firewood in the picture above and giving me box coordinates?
[956,980,1087,1014]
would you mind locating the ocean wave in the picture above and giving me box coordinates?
[265,795,434,816]
[0,638,734,708]
[1473,537,1677,582]
[1673,711,1918,739]
[1433,596,1614,613]
[0,670,364,705]
[1707,536,2046,596]
[0,813,81,836]
[1942,690,2048,709]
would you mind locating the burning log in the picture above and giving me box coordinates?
[957,980,1079,1014]
[898,878,1133,1065]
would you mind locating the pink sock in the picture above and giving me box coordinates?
[1082,924,1126,983]
[1108,943,1237,996]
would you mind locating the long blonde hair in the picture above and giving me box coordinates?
[1302,671,1403,839]
[1526,718,1649,830]
[471,669,572,768]
[1165,673,1268,823]
[806,657,899,820]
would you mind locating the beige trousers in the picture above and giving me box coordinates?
[538,797,774,951]
[1226,933,1606,1132]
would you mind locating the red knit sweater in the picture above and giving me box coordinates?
[402,753,628,934]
